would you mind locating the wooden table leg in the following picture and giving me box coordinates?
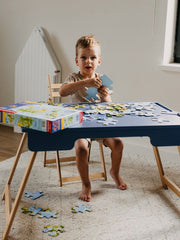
[55,151,62,187]
[153,146,180,197]
[178,146,180,155]
[153,146,167,189]
[2,151,37,240]
[2,133,27,200]
[99,141,107,181]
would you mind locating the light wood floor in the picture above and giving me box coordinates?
[0,125,28,162]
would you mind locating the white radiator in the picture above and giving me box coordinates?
[15,26,61,103]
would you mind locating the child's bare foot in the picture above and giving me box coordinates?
[110,169,127,190]
[79,182,91,202]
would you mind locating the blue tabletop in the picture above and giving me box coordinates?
[23,102,180,151]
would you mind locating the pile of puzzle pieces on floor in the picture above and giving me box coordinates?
[22,191,92,237]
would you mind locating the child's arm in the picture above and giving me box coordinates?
[98,86,112,102]
[59,77,102,97]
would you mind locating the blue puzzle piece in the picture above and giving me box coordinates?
[43,225,65,234]
[43,226,52,233]
[48,231,59,237]
[100,74,113,90]
[38,211,57,218]
[29,206,42,216]
[86,87,99,100]
[72,203,91,213]
[24,191,44,200]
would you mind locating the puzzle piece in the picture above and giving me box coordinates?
[38,210,58,218]
[21,207,31,214]
[100,74,113,90]
[24,191,44,200]
[21,206,59,219]
[65,103,86,109]
[86,74,113,100]
[86,87,99,100]
[43,225,53,233]
[48,231,59,237]
[53,226,65,233]
[43,225,65,237]
[72,203,92,213]
[21,206,42,216]
[29,206,42,216]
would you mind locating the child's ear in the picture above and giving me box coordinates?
[98,57,102,67]
[75,57,79,66]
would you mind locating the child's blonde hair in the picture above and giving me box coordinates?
[75,35,101,57]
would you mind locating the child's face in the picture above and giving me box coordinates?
[75,45,101,78]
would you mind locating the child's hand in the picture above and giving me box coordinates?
[86,77,102,89]
[98,86,110,97]
[98,86,112,102]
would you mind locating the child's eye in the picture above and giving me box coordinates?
[81,56,86,60]
[91,56,96,60]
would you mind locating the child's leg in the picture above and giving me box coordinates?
[74,138,91,202]
[103,137,127,190]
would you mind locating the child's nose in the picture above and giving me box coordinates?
[86,58,92,63]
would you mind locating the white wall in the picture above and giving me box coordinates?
[0,0,179,111]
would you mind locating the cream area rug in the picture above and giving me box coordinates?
[1,137,180,240]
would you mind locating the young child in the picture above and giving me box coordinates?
[59,35,127,202]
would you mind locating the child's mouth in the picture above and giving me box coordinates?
[85,66,92,69]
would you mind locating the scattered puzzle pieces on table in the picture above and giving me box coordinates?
[65,103,86,110]
[43,225,65,237]
[24,191,44,200]
[63,102,173,125]
[72,203,92,213]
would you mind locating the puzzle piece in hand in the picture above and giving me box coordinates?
[72,203,92,213]
[100,74,113,90]
[85,74,113,100]
[86,87,99,100]
[38,210,58,218]
[24,191,44,200]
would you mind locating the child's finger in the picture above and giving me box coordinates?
[96,78,102,85]
[98,87,109,96]
[95,78,102,88]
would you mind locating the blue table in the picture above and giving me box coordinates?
[26,102,180,150]
[2,102,180,239]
